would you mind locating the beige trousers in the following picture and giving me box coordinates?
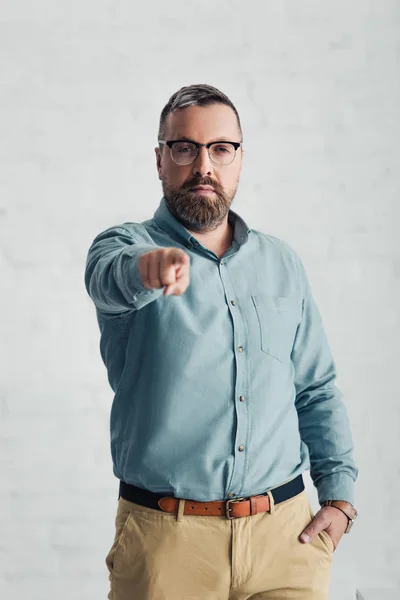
[105,488,334,600]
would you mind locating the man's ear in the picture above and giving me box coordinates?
[239,148,245,174]
[155,147,162,180]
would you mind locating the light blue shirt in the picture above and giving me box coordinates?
[85,197,358,504]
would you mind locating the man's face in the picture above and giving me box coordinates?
[155,104,244,233]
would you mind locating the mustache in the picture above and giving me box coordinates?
[184,180,219,192]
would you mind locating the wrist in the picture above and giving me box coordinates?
[321,500,358,533]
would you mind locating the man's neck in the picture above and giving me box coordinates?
[187,219,234,258]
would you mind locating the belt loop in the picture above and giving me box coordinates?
[266,490,275,515]
[176,498,185,522]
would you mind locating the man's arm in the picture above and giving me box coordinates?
[291,251,358,505]
[84,225,163,314]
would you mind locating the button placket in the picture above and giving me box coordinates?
[218,259,249,498]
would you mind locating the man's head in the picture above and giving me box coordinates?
[155,84,244,233]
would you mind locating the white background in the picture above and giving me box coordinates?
[1,1,399,598]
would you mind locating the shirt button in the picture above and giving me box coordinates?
[238,445,244,452]
[231,300,236,306]
[228,493,233,498]
[238,346,243,352]
[239,395,245,402]
[220,260,225,265]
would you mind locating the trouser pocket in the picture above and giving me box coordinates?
[105,499,134,574]
[307,499,335,554]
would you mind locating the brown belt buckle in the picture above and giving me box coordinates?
[225,497,245,519]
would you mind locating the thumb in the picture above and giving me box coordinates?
[175,251,190,277]
[299,518,322,544]
[178,251,190,265]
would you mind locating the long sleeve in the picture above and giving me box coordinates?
[291,252,358,505]
[84,226,163,315]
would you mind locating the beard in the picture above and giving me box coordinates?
[162,177,237,233]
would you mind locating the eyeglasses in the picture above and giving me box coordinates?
[158,139,242,166]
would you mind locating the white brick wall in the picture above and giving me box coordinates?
[1,1,399,598]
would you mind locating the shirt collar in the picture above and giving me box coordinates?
[153,196,251,247]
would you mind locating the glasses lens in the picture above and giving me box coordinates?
[209,143,236,165]
[170,141,237,165]
[171,142,198,165]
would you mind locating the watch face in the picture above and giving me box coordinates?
[346,516,356,533]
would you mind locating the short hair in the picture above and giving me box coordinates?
[158,83,242,147]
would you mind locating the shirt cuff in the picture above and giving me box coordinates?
[316,472,356,506]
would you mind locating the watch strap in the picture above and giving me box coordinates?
[321,500,358,533]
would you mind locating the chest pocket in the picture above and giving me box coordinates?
[251,294,302,363]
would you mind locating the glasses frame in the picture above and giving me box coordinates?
[158,139,242,166]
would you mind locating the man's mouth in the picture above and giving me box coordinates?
[191,185,215,192]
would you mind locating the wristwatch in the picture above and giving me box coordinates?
[321,500,358,533]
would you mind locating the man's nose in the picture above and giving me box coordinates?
[192,147,213,177]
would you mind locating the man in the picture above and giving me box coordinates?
[84,83,358,600]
